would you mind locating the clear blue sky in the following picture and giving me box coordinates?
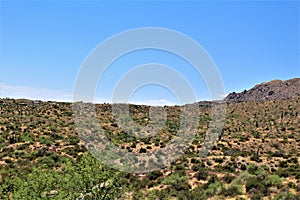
[0,1,299,105]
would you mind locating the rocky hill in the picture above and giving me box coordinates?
[225,78,300,103]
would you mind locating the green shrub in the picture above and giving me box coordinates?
[221,184,242,197]
[172,179,191,191]
[247,164,259,174]
[0,152,127,200]
[276,168,290,177]
[274,192,299,200]
[204,181,224,197]
[246,176,267,195]
[196,168,208,181]
[263,175,282,188]
[191,162,205,171]
[222,173,235,184]
[250,193,263,200]
[161,172,190,191]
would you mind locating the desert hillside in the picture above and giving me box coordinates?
[0,78,300,199]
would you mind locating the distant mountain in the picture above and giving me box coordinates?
[225,78,300,103]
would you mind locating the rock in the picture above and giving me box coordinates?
[268,91,274,96]
[225,78,300,103]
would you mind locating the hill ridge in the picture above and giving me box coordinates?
[225,78,300,103]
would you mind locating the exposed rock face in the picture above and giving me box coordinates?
[225,78,300,103]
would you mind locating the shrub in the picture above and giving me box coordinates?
[274,192,299,200]
[204,181,224,197]
[130,143,136,148]
[214,157,225,164]
[196,168,208,181]
[222,173,235,184]
[276,168,289,178]
[240,163,247,171]
[172,179,191,191]
[207,174,219,185]
[263,175,282,188]
[247,164,259,174]
[139,148,146,153]
[161,172,191,192]
[246,176,267,195]
[191,162,205,172]
[279,160,288,168]
[250,155,262,162]
[148,171,163,181]
[223,162,236,173]
[221,184,242,197]
[250,193,263,200]
[162,172,188,186]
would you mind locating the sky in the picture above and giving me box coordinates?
[0,1,299,105]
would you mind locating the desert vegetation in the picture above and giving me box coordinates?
[0,80,300,199]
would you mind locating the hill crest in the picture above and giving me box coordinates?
[225,78,300,103]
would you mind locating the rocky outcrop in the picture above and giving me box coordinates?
[225,78,300,103]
